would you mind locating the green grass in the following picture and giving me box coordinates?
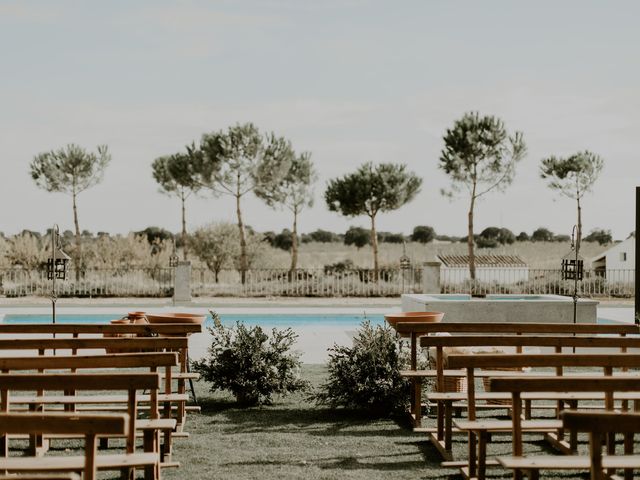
[164,366,606,480]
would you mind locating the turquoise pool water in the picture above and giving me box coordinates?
[1,313,385,328]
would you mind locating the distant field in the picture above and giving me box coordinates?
[234,241,611,270]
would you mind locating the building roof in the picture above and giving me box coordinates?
[437,254,528,268]
[590,236,634,263]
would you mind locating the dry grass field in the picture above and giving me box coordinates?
[250,241,610,270]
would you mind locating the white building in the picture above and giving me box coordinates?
[437,254,529,285]
[590,236,635,283]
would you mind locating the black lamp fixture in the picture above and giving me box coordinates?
[561,226,584,326]
[169,239,179,268]
[47,224,70,325]
[400,242,411,293]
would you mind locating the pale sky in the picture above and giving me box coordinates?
[1,0,638,240]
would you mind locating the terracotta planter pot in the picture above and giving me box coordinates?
[384,311,444,328]
[104,318,135,354]
[146,313,206,324]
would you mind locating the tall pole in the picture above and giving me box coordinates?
[51,224,57,325]
[635,187,640,325]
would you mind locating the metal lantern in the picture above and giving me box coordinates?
[169,253,179,268]
[561,255,584,281]
[400,242,411,270]
[48,224,70,327]
[47,246,71,280]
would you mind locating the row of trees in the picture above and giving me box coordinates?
[28,112,605,283]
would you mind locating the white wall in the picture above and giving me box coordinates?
[602,237,635,282]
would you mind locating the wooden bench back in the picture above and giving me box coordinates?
[0,352,178,371]
[420,335,640,349]
[489,376,640,457]
[445,353,640,370]
[562,411,640,434]
[0,337,188,351]
[489,376,640,393]
[0,372,160,391]
[0,323,201,336]
[397,322,638,336]
[0,412,127,435]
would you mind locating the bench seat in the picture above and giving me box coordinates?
[455,419,562,433]
[0,452,158,472]
[498,454,640,470]
[10,394,189,404]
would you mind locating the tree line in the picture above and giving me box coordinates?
[27,112,606,282]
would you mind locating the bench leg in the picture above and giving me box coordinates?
[143,430,160,480]
[444,401,453,453]
[478,431,488,480]
[524,399,532,420]
[568,400,578,453]
[100,437,109,449]
[414,381,422,427]
[525,469,539,480]
[468,431,477,479]
[590,432,604,480]
[623,432,633,480]
[436,400,444,441]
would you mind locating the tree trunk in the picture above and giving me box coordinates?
[468,192,476,283]
[72,191,81,282]
[236,180,248,285]
[576,197,582,254]
[289,208,299,276]
[181,192,188,261]
[370,214,379,281]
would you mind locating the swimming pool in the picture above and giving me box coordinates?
[1,313,385,328]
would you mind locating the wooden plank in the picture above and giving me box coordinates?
[0,353,178,370]
[455,419,562,432]
[9,393,188,404]
[0,413,127,435]
[562,411,640,433]
[0,453,158,470]
[0,337,188,350]
[0,323,201,335]
[0,373,160,391]
[446,353,640,369]
[393,322,640,335]
[490,376,640,393]
[421,335,640,349]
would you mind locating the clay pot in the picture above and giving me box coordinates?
[104,318,134,353]
[145,313,206,324]
[384,311,445,328]
[127,312,148,324]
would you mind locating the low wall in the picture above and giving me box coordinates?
[401,294,599,324]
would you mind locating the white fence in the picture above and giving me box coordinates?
[0,267,634,298]
[441,268,634,298]
[0,268,174,297]
[191,267,422,297]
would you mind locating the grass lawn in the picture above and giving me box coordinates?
[164,365,597,480]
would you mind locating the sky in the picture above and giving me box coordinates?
[0,0,638,240]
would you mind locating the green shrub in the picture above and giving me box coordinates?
[314,321,410,416]
[192,312,308,406]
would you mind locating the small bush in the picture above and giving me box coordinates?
[314,321,410,416]
[192,312,308,406]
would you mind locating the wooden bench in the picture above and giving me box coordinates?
[390,321,638,428]
[445,353,640,479]
[490,377,640,480]
[404,334,640,458]
[0,337,194,428]
[0,322,203,403]
[0,412,129,480]
[0,373,163,480]
[0,352,181,460]
[561,411,640,480]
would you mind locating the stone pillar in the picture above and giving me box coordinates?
[174,261,192,303]
[422,261,441,294]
